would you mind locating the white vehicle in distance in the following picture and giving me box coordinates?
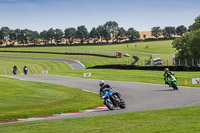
[124,53,130,57]
[152,58,163,65]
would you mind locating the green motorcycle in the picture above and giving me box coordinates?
[167,75,178,90]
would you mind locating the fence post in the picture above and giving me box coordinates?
[192,59,194,66]
[179,59,180,66]
[185,59,187,66]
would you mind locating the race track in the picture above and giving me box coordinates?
[3,74,200,121]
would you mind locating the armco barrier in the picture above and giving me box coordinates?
[87,65,200,71]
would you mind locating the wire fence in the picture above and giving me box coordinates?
[112,58,200,67]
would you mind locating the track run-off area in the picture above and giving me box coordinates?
[1,74,200,123]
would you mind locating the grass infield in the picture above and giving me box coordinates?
[0,76,102,122]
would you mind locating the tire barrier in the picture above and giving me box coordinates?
[130,56,139,65]
[0,51,116,58]
[87,65,200,71]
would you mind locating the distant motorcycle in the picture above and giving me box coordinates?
[13,69,17,75]
[167,75,178,90]
[101,90,126,110]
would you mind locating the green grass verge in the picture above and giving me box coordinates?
[50,69,200,88]
[0,52,150,68]
[0,76,102,122]
[0,57,72,75]
[0,40,175,55]
[0,105,200,133]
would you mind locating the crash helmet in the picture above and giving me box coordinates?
[99,80,105,87]
[164,68,169,73]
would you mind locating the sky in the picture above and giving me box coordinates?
[0,0,199,32]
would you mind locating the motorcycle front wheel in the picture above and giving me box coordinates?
[172,82,178,90]
[105,100,115,110]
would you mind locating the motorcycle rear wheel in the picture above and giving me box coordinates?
[114,93,126,109]
[119,99,126,109]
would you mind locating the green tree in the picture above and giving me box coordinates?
[0,27,10,45]
[90,27,99,44]
[189,15,200,31]
[103,21,119,42]
[47,28,55,44]
[102,25,111,44]
[97,25,104,43]
[176,25,187,36]
[17,29,29,45]
[172,29,200,60]
[151,27,162,38]
[40,30,48,45]
[8,29,18,45]
[0,30,3,45]
[29,31,40,45]
[116,27,126,42]
[76,25,89,44]
[54,29,63,44]
[162,26,176,39]
[14,29,21,42]
[64,27,76,44]
[127,28,140,42]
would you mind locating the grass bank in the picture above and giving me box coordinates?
[1,105,200,133]
[0,76,102,122]
[0,52,149,68]
[0,40,175,66]
[0,40,175,55]
[0,57,72,75]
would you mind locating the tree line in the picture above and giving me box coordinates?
[151,25,188,39]
[0,21,140,46]
[0,20,193,47]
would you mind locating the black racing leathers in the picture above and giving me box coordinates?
[99,84,112,98]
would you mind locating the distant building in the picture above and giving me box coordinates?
[139,31,156,40]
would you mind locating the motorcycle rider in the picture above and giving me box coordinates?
[23,66,28,75]
[163,68,176,85]
[99,80,113,98]
[13,65,18,75]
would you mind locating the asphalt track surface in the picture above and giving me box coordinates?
[3,74,200,121]
[0,56,85,69]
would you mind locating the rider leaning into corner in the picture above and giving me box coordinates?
[99,80,113,98]
[163,68,176,85]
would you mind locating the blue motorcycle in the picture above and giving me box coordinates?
[102,90,126,110]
